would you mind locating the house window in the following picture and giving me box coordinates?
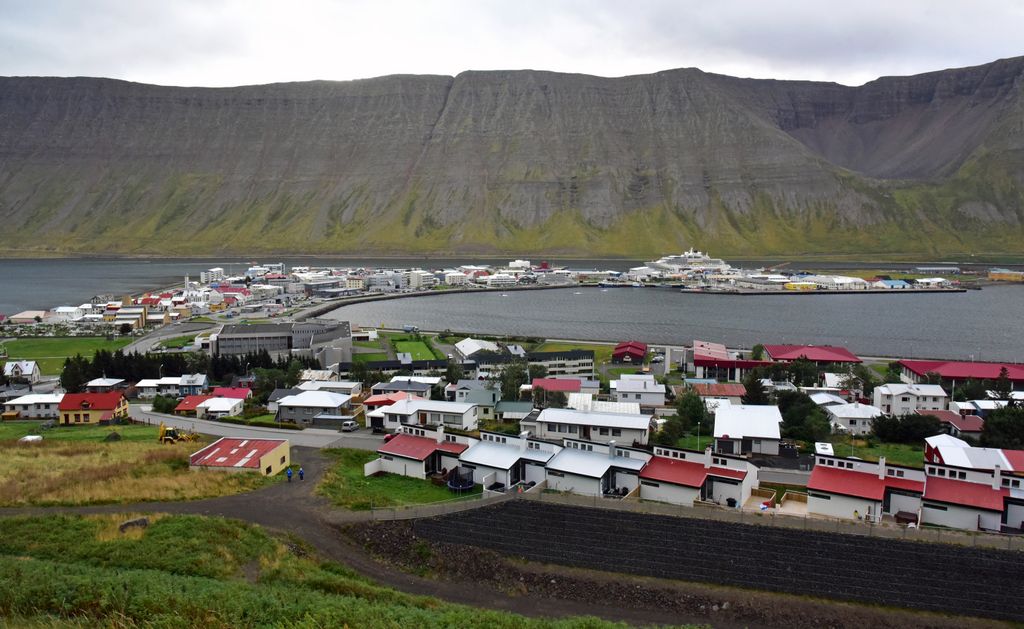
[896,470,904,478]
[640,480,659,487]
[383,455,393,461]
[599,428,609,436]
[818,458,826,465]
[923,503,948,511]
[937,469,946,476]
[280,456,286,464]
[808,492,831,500]
[266,466,272,474]
[635,394,641,400]
[887,469,895,476]
[612,429,621,437]
[549,470,564,477]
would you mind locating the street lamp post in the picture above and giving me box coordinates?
[696,421,701,451]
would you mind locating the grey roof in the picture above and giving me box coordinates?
[546,448,646,478]
[464,390,499,406]
[268,387,303,403]
[454,379,492,391]
[495,401,534,413]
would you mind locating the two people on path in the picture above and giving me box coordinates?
[286,467,305,482]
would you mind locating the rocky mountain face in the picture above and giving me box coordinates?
[1,58,1023,257]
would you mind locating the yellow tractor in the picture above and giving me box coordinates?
[158,422,199,444]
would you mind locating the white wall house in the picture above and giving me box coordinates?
[873,383,948,415]
[611,374,666,406]
[712,401,782,455]
[382,398,479,431]
[544,439,650,496]
[3,360,41,384]
[807,455,926,523]
[196,397,244,419]
[454,338,501,360]
[641,445,759,508]
[825,403,883,435]
[3,393,64,419]
[523,407,652,445]
[371,425,474,479]
[458,432,559,489]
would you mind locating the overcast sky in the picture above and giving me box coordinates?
[1,0,1022,87]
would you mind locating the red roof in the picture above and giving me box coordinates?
[190,438,287,469]
[613,341,648,360]
[215,286,252,296]
[532,378,582,393]
[363,392,422,407]
[808,465,924,501]
[900,359,1024,383]
[58,392,125,412]
[376,433,468,461]
[923,477,1007,511]
[640,456,746,488]
[694,357,772,369]
[211,387,252,399]
[175,395,215,412]
[918,409,985,433]
[1003,449,1024,472]
[692,383,747,397]
[763,344,861,363]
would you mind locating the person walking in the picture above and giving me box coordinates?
[286,467,293,483]
[298,467,305,481]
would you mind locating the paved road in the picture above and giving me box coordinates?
[758,468,811,485]
[124,322,216,354]
[131,404,384,451]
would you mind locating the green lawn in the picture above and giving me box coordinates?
[319,448,481,510]
[353,352,389,363]
[534,341,614,365]
[0,421,157,443]
[0,336,132,375]
[673,432,713,452]
[157,334,197,349]
[394,340,436,361]
[828,438,924,468]
[353,339,384,349]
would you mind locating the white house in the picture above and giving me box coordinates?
[809,392,848,407]
[381,398,479,431]
[371,425,473,479]
[712,401,782,455]
[276,390,353,425]
[825,403,883,435]
[3,360,41,384]
[523,407,652,445]
[3,393,64,419]
[641,445,759,508]
[454,338,501,360]
[458,431,560,489]
[807,454,926,523]
[297,380,363,396]
[872,383,948,415]
[544,440,650,496]
[196,397,244,419]
[566,392,641,415]
[611,374,666,406]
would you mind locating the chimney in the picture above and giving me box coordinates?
[877,456,886,480]
[519,431,529,451]
[993,464,1001,490]
[704,446,712,469]
[435,424,445,443]
[608,440,617,458]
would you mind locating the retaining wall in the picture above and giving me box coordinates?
[414,500,1022,621]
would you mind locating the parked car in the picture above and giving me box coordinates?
[341,420,359,432]
[383,432,396,442]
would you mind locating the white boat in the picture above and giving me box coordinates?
[647,248,732,274]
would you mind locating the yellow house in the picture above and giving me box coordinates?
[189,438,291,476]
[988,268,1024,282]
[57,392,130,425]
[784,281,817,291]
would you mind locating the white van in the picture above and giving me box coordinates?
[341,420,360,432]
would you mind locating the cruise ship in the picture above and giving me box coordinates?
[646,248,732,274]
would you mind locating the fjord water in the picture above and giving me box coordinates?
[325,285,1024,361]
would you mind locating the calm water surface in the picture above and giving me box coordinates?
[325,285,1024,361]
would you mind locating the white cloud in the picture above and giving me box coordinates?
[0,0,1021,86]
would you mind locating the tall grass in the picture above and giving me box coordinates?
[0,515,633,628]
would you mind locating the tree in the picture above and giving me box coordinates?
[954,378,989,402]
[527,364,548,380]
[495,361,529,400]
[750,343,765,360]
[445,360,464,384]
[922,371,943,385]
[118,323,133,336]
[60,354,90,393]
[777,391,831,443]
[884,362,903,383]
[532,387,566,409]
[151,395,178,414]
[675,390,706,433]
[284,359,304,388]
[654,415,686,446]
[992,367,1012,401]
[872,413,941,444]
[788,358,819,387]
[741,372,770,405]
[980,405,1024,449]
[842,364,880,397]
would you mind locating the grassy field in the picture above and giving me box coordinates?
[0,421,274,506]
[0,514,624,628]
[828,438,924,468]
[0,336,132,374]
[353,351,389,363]
[353,339,385,349]
[394,340,436,361]
[319,448,481,510]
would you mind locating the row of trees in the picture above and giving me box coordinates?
[59,348,319,394]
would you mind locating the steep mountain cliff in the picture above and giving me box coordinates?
[1,57,1023,257]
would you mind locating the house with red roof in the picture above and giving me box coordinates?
[190,437,290,476]
[898,359,1024,390]
[612,341,648,363]
[210,387,253,400]
[175,395,215,416]
[362,391,423,411]
[531,378,582,394]
[57,392,129,425]
[807,454,926,523]
[689,382,747,408]
[918,409,984,440]
[920,476,1011,531]
[369,424,474,479]
[691,340,771,382]
[643,445,758,507]
[763,344,861,365]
